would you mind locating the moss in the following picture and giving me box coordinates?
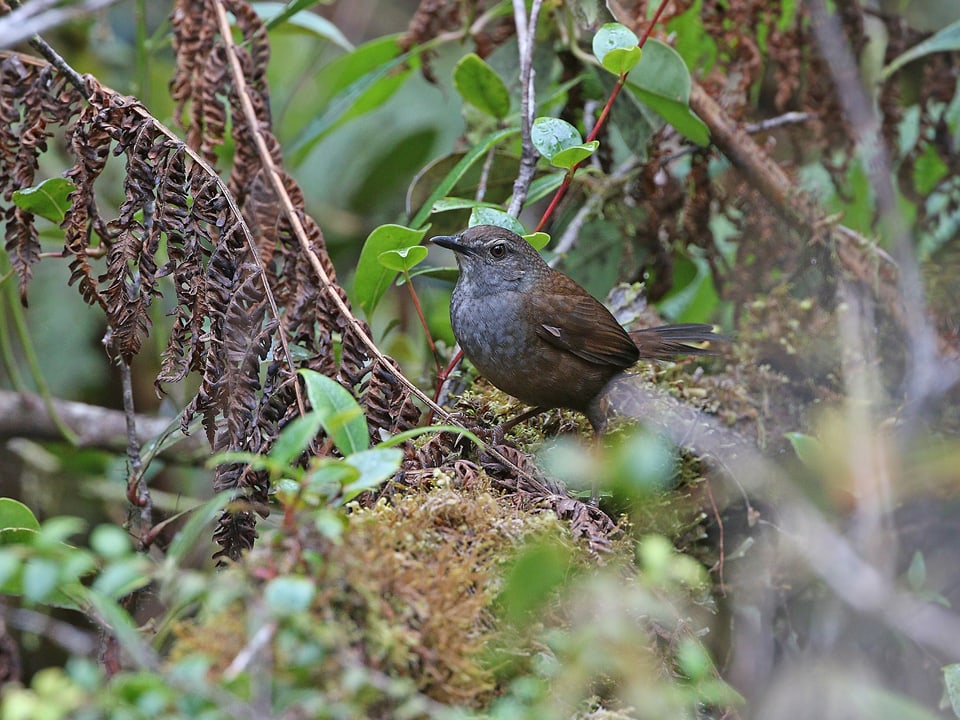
[168,480,577,710]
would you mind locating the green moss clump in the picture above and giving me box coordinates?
[168,480,573,711]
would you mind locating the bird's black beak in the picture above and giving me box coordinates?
[431,235,478,257]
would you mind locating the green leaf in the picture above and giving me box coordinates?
[342,447,403,502]
[625,39,709,146]
[166,490,239,566]
[785,432,824,471]
[907,551,926,592]
[303,459,358,498]
[12,178,76,224]
[468,207,526,235]
[264,576,316,616]
[944,664,960,718]
[498,540,572,625]
[23,557,61,603]
[354,224,428,316]
[300,370,368,455]
[377,245,428,272]
[35,517,85,548]
[464,208,550,251]
[255,1,352,50]
[523,232,550,250]
[592,23,642,75]
[409,127,520,228]
[882,18,960,81]
[430,196,502,214]
[0,498,40,532]
[290,35,420,162]
[531,117,598,169]
[522,171,566,205]
[89,525,133,560]
[401,266,461,285]
[376,424,484,450]
[270,413,324,468]
[0,552,21,589]
[91,557,152,598]
[453,53,511,119]
[676,637,712,681]
[657,250,719,322]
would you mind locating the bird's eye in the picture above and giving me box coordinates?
[490,243,507,259]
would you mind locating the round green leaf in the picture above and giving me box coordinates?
[377,244,428,272]
[453,53,511,119]
[550,141,599,169]
[600,46,642,75]
[625,39,709,146]
[531,117,585,160]
[354,224,428,317]
[264,576,316,616]
[592,23,641,75]
[0,498,40,532]
[522,232,550,250]
[468,207,526,235]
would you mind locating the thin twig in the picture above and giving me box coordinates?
[507,0,544,217]
[657,110,818,166]
[119,361,151,542]
[0,0,123,49]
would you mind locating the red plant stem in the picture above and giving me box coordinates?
[405,272,442,375]
[535,172,572,232]
[426,347,463,424]
[588,78,624,143]
[535,0,671,233]
[639,0,671,48]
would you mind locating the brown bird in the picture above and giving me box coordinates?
[432,225,721,432]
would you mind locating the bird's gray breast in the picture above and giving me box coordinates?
[450,287,537,377]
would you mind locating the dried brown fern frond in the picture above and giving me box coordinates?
[1,57,81,304]
[0,0,623,560]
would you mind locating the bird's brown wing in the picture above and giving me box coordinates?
[534,290,640,368]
